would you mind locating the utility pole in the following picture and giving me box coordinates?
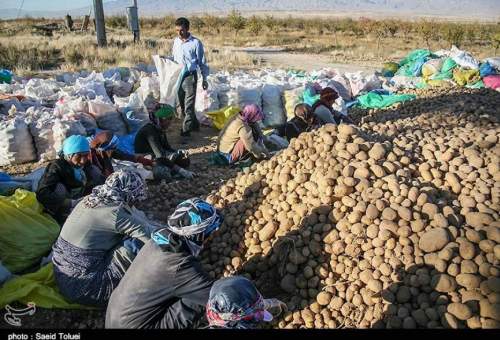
[93,0,107,47]
[127,0,140,43]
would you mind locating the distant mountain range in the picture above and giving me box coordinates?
[2,0,499,20]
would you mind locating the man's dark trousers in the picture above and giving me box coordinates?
[178,71,199,134]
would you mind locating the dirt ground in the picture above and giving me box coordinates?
[0,120,240,329]
[243,50,380,73]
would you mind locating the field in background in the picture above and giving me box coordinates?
[0,13,498,76]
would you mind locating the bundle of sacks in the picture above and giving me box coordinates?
[201,86,500,329]
[0,62,390,166]
[0,65,165,166]
[382,46,500,92]
[198,68,383,131]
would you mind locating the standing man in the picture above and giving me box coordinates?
[172,17,209,142]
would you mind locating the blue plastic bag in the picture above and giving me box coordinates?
[480,62,497,78]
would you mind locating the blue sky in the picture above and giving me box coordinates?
[0,0,114,10]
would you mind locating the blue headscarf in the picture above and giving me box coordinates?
[151,198,223,256]
[62,135,90,156]
[61,135,90,183]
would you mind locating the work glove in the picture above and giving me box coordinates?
[135,155,154,167]
[263,298,288,318]
[177,167,196,179]
[202,80,209,90]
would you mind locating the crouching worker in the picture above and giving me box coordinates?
[134,105,195,180]
[206,276,287,329]
[312,87,353,126]
[52,170,156,306]
[105,198,223,329]
[275,103,315,142]
[89,130,154,178]
[36,135,103,225]
[216,104,270,165]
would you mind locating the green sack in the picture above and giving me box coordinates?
[430,58,457,81]
[0,69,13,84]
[465,80,484,89]
[302,87,320,106]
[356,93,417,109]
[0,189,59,273]
[399,49,433,67]
[0,263,90,309]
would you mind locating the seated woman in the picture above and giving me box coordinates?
[216,104,270,165]
[312,87,353,126]
[206,276,287,329]
[36,135,103,225]
[275,103,315,142]
[312,87,340,126]
[89,130,153,178]
[105,198,222,329]
[52,169,157,306]
[134,105,194,180]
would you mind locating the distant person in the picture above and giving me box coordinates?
[134,105,195,180]
[89,130,153,178]
[172,17,209,142]
[312,87,353,126]
[216,104,270,165]
[275,103,315,142]
[312,87,340,126]
[36,135,103,225]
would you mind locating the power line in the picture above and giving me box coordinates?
[16,0,25,19]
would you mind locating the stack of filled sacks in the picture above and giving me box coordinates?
[382,47,499,91]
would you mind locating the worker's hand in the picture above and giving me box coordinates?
[177,167,196,179]
[202,80,209,90]
[136,155,154,167]
[263,298,288,317]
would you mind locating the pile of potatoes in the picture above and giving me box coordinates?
[198,87,500,329]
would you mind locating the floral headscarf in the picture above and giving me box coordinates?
[240,104,264,124]
[83,169,146,208]
[206,276,273,329]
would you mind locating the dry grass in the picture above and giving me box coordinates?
[0,15,497,76]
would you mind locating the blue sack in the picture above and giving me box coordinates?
[480,62,497,78]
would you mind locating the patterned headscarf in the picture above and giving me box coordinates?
[151,198,223,256]
[206,276,273,329]
[83,169,147,208]
[294,103,314,124]
[240,104,264,124]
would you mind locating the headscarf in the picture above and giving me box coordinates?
[61,135,90,183]
[88,131,119,151]
[294,103,314,124]
[62,135,90,156]
[149,105,175,128]
[83,169,147,208]
[206,276,273,329]
[151,198,223,256]
[319,87,339,103]
[240,104,264,124]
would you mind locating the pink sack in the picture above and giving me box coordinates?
[483,75,500,90]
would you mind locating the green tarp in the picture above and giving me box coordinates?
[356,93,417,109]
